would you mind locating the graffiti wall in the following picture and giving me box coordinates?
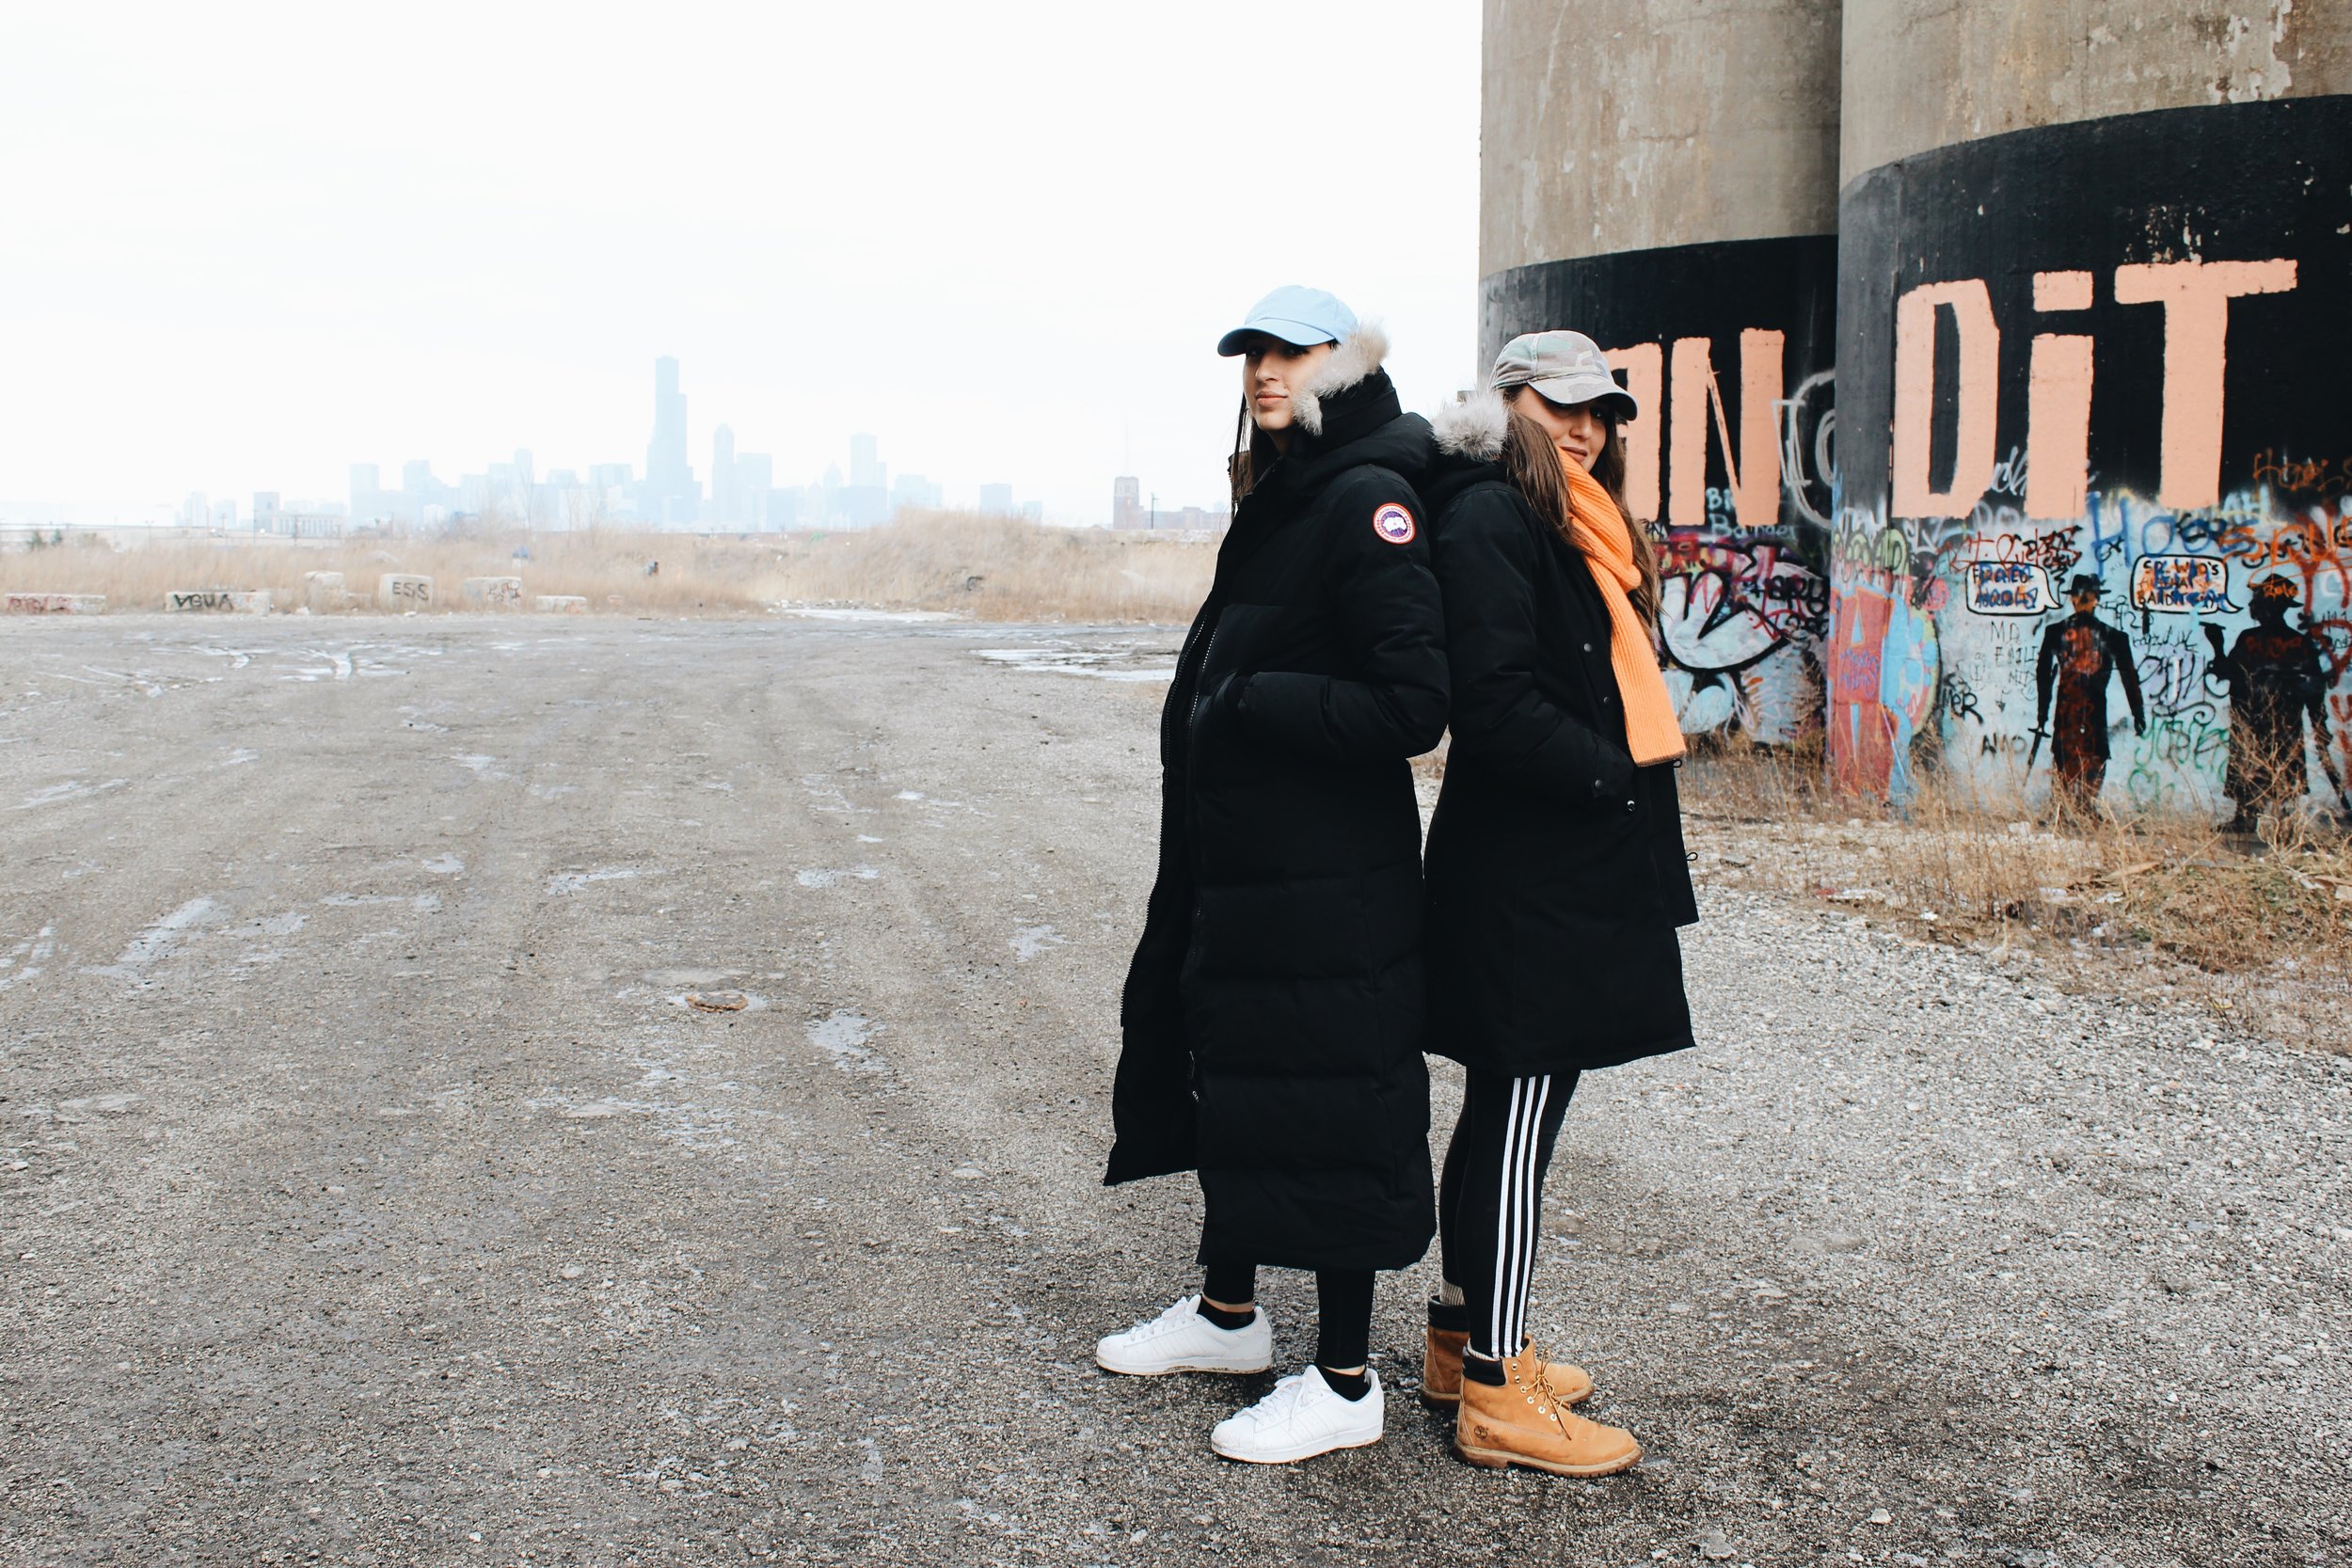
[1483,235,1838,745]
[1831,95,2352,814]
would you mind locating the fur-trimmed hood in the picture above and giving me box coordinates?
[1289,322,1390,437]
[1430,388,1508,461]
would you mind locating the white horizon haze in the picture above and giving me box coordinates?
[0,1,1480,528]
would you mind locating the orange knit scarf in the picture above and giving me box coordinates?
[1561,456,1685,766]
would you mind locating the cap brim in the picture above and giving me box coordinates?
[1216,318,1342,356]
[1524,373,1639,421]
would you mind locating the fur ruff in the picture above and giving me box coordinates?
[1287,322,1389,436]
[1431,388,1509,461]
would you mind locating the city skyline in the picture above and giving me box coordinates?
[20,353,1211,534]
[146,356,1089,535]
[0,6,1477,531]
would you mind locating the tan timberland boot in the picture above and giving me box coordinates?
[1454,1346,1641,1476]
[1422,1326,1594,1409]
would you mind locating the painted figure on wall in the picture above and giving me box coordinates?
[2033,574,2146,812]
[2203,575,2343,832]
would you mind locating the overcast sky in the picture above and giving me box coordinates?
[0,2,1480,525]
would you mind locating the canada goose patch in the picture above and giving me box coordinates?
[1373,502,1417,545]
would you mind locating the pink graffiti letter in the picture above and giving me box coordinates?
[1603,342,1664,524]
[2112,258,2297,510]
[2026,333,2094,519]
[1737,328,1786,530]
[1892,278,2000,519]
[1669,337,1714,530]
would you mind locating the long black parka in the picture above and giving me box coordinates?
[1420,392,1698,1077]
[1107,347,1448,1274]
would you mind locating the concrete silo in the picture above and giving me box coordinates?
[1827,3,2352,812]
[1480,0,1844,745]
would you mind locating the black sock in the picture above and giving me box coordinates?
[1427,1295,1469,1335]
[1318,1366,1371,1402]
[1461,1352,1506,1387]
[1196,1298,1256,1331]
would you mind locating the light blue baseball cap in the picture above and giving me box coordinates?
[1216,285,1358,356]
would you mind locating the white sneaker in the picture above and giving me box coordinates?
[1210,1366,1385,1464]
[1095,1293,1274,1376]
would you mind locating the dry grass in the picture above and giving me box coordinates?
[0,512,1217,624]
[770,511,1213,622]
[1678,739,2352,1052]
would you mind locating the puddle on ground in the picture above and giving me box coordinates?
[225,911,306,938]
[1011,924,1068,962]
[321,892,440,911]
[796,866,880,889]
[807,1009,884,1073]
[0,926,56,992]
[15,778,129,811]
[777,605,962,623]
[92,895,222,975]
[971,640,1176,682]
[548,867,647,895]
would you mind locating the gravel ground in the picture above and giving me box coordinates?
[1,614,2345,1568]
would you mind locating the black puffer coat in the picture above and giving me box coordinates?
[1107,341,1447,1275]
[1420,391,1697,1078]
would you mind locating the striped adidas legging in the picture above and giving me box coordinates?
[1438,1069,1580,1363]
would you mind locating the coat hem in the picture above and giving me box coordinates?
[1423,1032,1697,1077]
[1194,1235,1436,1275]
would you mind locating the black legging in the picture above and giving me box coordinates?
[1202,1259,1375,1370]
[1438,1069,1579,1361]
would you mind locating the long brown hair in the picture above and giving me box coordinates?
[1499,392,1660,626]
[1229,399,1279,509]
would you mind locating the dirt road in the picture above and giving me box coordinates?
[2,615,2344,1566]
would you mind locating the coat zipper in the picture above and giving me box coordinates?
[1187,624,1220,727]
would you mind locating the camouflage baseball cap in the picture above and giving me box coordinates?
[1489,330,1639,420]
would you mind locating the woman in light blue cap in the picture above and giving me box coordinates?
[1096,286,1449,1465]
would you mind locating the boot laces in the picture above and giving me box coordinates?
[1521,1345,1574,1431]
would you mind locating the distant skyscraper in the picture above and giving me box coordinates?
[711,423,737,523]
[850,433,884,495]
[644,356,697,525]
[735,451,773,527]
[1112,475,1143,530]
[348,464,379,520]
[978,483,1014,515]
[890,474,941,516]
[254,491,281,532]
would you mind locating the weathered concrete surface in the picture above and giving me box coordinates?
[302,572,350,614]
[2,594,103,615]
[164,589,269,614]
[461,577,523,610]
[1481,0,1843,275]
[1,617,2344,1566]
[377,574,433,611]
[1839,0,2352,181]
[533,594,589,614]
